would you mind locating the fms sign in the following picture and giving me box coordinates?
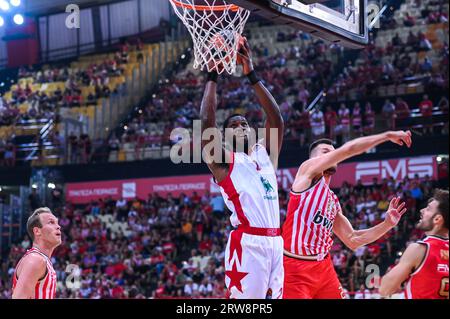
[355,156,436,183]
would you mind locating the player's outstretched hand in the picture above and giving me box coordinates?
[386,130,412,148]
[384,196,407,228]
[236,36,254,75]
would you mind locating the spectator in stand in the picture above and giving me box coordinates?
[382,99,396,130]
[418,32,433,51]
[86,93,97,106]
[406,31,419,49]
[354,284,372,299]
[298,105,311,146]
[420,56,433,73]
[438,96,448,134]
[392,33,403,48]
[310,106,325,139]
[80,134,92,164]
[68,133,79,164]
[297,82,310,107]
[395,97,411,129]
[351,102,363,137]
[325,105,338,140]
[363,102,375,136]
[419,94,434,134]
[338,103,351,143]
[403,12,416,27]
[3,139,15,167]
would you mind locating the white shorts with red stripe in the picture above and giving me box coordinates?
[224,227,284,299]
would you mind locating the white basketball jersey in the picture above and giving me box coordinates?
[216,144,280,228]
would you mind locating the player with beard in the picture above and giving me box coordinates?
[282,131,412,299]
[380,189,449,299]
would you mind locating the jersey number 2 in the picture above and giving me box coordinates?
[439,277,449,298]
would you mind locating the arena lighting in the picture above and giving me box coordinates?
[10,0,21,7]
[47,183,56,189]
[13,13,24,25]
[437,156,442,162]
[31,184,38,189]
[0,16,4,27]
[0,1,9,11]
[0,186,2,192]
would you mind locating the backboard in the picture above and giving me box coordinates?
[229,0,369,48]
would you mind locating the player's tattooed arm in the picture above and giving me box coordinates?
[12,254,46,299]
[379,243,426,298]
[200,79,231,182]
[299,130,412,179]
[334,197,407,251]
[237,37,284,169]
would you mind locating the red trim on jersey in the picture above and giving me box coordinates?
[217,152,250,227]
[228,229,244,263]
[217,152,235,188]
[282,190,303,251]
[238,226,281,237]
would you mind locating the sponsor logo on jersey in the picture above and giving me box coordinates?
[260,176,277,200]
[313,210,334,230]
[437,263,449,273]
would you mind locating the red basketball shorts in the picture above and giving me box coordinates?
[283,254,346,299]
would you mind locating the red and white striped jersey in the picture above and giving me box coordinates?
[282,177,341,256]
[352,107,362,126]
[338,108,350,125]
[216,144,280,229]
[12,247,57,299]
[404,236,449,299]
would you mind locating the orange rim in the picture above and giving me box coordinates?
[170,0,240,12]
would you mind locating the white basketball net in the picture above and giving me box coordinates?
[169,0,250,75]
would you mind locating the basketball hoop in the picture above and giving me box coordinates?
[169,0,250,75]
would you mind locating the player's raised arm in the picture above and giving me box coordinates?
[334,197,408,251]
[200,70,231,183]
[237,37,284,169]
[12,254,47,299]
[299,130,412,179]
[379,243,426,298]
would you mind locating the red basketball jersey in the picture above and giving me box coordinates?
[404,235,449,299]
[282,177,341,257]
[12,247,57,299]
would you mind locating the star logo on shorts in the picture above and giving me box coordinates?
[226,263,248,293]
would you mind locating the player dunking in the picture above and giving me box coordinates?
[282,131,412,299]
[380,189,449,299]
[12,207,62,299]
[200,38,284,299]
